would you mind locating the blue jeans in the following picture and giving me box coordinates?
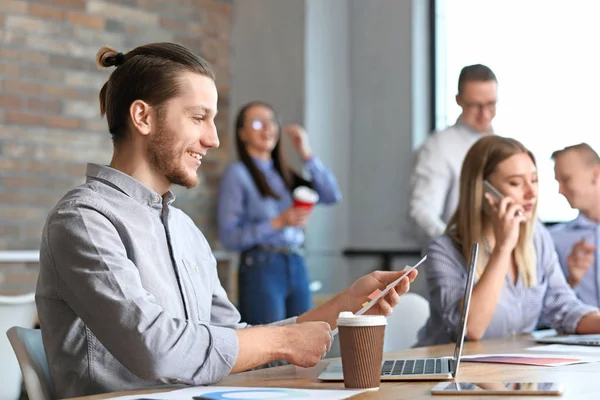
[238,247,313,325]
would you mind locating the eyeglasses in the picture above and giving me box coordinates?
[246,119,279,131]
[461,99,497,112]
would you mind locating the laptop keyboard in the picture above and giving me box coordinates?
[382,358,446,376]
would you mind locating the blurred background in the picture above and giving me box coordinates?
[3,0,600,397]
[0,0,596,308]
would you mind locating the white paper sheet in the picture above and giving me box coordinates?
[103,386,367,400]
[527,344,600,355]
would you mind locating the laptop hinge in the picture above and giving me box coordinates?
[449,358,456,374]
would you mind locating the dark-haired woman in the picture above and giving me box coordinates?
[218,102,341,325]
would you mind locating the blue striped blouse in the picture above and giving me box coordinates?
[415,221,598,346]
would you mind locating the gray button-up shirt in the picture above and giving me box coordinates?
[416,221,598,346]
[36,164,292,398]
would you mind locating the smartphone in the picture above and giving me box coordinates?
[431,382,564,396]
[330,255,427,337]
[483,180,504,203]
[483,180,523,217]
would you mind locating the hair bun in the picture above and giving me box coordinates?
[96,45,126,68]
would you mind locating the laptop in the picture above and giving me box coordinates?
[535,334,600,347]
[318,243,478,381]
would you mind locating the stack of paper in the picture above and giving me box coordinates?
[462,352,600,367]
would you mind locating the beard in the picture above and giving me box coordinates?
[148,120,199,189]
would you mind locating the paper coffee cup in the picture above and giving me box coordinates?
[292,186,319,210]
[337,312,387,390]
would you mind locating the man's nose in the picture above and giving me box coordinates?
[202,125,220,149]
[481,107,494,120]
[557,183,566,196]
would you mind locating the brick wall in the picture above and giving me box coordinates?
[0,0,233,293]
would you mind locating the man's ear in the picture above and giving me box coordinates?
[129,100,154,136]
[592,167,600,185]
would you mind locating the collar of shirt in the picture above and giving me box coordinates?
[455,116,495,135]
[252,157,275,173]
[567,213,600,230]
[85,163,176,210]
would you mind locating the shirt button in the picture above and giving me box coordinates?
[154,196,161,203]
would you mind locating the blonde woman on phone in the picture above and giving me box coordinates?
[416,135,600,346]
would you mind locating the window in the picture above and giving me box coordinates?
[434,0,600,222]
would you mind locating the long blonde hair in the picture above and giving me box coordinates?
[446,136,538,287]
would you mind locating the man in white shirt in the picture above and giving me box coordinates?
[409,64,497,243]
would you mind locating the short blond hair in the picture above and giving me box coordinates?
[551,143,600,167]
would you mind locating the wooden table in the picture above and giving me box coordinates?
[68,334,600,399]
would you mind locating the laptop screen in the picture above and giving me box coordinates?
[450,243,479,376]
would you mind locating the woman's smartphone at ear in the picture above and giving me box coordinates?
[483,180,504,203]
[483,180,523,218]
[482,180,504,215]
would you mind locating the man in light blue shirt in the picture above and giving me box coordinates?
[550,143,600,307]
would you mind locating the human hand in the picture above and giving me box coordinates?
[281,322,333,367]
[567,239,595,287]
[485,194,526,253]
[342,269,418,316]
[272,206,312,229]
[284,124,312,161]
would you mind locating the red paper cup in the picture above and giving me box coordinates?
[293,186,319,210]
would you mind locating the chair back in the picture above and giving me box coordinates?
[0,294,38,400]
[6,326,55,400]
[383,292,430,352]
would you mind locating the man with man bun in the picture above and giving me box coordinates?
[35,42,417,397]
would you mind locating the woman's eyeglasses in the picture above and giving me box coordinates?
[247,119,279,131]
